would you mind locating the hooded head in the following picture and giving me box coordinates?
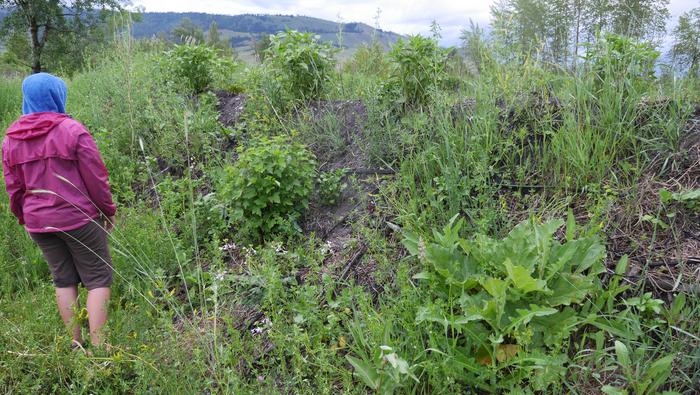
[22,73,67,115]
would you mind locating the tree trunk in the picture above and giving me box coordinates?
[28,15,51,74]
[29,19,43,73]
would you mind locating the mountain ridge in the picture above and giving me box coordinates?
[0,11,404,58]
[131,12,404,56]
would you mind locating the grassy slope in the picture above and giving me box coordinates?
[0,38,698,393]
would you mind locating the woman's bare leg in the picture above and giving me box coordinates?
[86,287,110,347]
[55,286,82,344]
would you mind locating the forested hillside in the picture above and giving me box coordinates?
[131,12,402,51]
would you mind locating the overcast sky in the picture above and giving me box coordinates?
[132,0,700,46]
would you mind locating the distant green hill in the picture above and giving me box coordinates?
[0,11,404,61]
[132,12,404,60]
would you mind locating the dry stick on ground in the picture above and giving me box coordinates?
[338,243,368,282]
[646,257,700,268]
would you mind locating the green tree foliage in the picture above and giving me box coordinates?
[204,20,236,58]
[490,0,553,62]
[2,30,30,68]
[670,7,700,77]
[171,17,204,44]
[609,0,669,41]
[547,0,574,64]
[251,33,271,62]
[206,20,228,51]
[489,0,669,67]
[0,0,126,73]
[460,20,492,72]
[206,20,220,45]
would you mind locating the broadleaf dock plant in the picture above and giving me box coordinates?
[400,216,606,392]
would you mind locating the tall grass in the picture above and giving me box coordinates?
[0,78,21,132]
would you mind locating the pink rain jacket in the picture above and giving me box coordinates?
[2,112,116,233]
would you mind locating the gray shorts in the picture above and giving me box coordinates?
[30,221,113,290]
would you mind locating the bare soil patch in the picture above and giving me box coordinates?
[216,91,247,128]
[607,106,700,296]
[300,100,389,292]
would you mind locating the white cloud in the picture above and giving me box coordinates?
[132,0,699,46]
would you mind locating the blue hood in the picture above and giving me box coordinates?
[22,72,67,115]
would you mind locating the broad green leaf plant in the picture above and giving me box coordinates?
[402,216,606,391]
[162,43,235,94]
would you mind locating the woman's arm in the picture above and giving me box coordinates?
[75,133,117,218]
[2,144,26,225]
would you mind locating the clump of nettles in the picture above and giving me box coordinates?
[380,34,448,113]
[218,135,316,243]
[264,29,337,101]
[161,43,235,94]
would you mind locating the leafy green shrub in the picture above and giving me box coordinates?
[218,135,316,243]
[344,41,390,76]
[317,168,347,206]
[397,216,606,392]
[244,64,292,116]
[162,44,234,94]
[584,33,659,94]
[382,35,448,111]
[265,30,337,101]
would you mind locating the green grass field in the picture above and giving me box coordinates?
[0,29,698,394]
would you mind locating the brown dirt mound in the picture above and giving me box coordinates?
[680,105,700,165]
[301,100,388,293]
[306,99,370,171]
[607,106,700,296]
[216,91,247,128]
[301,100,373,244]
[214,94,386,293]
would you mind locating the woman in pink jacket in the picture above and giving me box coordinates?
[2,73,116,350]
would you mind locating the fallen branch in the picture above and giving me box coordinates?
[647,257,700,268]
[339,244,368,282]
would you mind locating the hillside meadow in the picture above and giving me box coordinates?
[0,30,699,394]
